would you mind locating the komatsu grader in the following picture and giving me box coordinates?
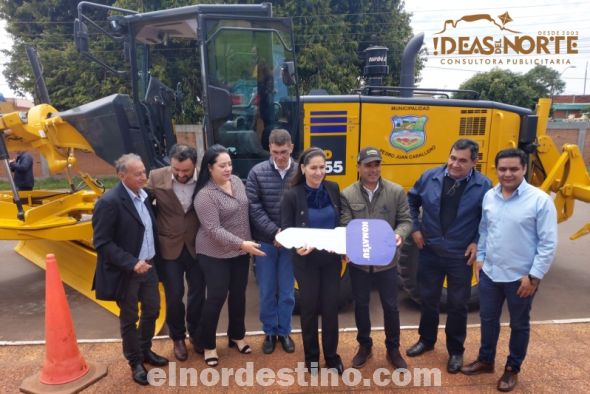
[1,1,589,327]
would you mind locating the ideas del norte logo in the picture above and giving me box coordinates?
[431,11,578,65]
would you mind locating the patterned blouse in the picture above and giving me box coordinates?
[194,175,251,258]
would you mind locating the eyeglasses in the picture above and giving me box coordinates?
[446,181,462,196]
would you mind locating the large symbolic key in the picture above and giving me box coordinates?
[275,219,397,265]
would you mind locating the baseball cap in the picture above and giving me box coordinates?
[357,147,382,164]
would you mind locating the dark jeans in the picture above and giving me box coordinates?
[159,246,205,341]
[198,254,249,350]
[417,247,472,355]
[349,265,400,350]
[293,250,341,365]
[116,267,160,365]
[477,271,535,372]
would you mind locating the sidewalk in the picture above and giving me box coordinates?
[2,322,589,393]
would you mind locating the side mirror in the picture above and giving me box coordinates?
[74,19,89,53]
[281,61,296,86]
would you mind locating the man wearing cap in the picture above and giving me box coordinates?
[406,139,492,374]
[341,147,412,369]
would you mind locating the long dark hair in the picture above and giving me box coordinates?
[290,147,326,187]
[195,144,229,194]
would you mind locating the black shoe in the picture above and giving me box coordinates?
[173,339,188,361]
[262,335,277,354]
[131,363,148,385]
[278,335,295,353]
[447,354,464,374]
[190,337,204,354]
[387,348,408,369]
[143,349,169,366]
[497,366,518,392]
[326,355,344,375]
[351,345,373,369]
[406,341,434,357]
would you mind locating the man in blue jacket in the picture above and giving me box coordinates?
[246,129,297,354]
[407,139,492,374]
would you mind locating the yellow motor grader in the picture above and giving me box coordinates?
[1,1,589,323]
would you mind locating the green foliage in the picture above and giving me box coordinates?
[0,176,119,190]
[1,0,420,118]
[456,66,566,109]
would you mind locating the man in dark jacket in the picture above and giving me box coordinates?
[92,153,168,385]
[341,147,413,370]
[9,151,34,190]
[407,139,492,374]
[246,129,297,354]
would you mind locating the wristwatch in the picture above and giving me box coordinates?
[528,274,540,285]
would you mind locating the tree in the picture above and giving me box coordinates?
[1,0,420,120]
[0,0,130,109]
[456,66,565,109]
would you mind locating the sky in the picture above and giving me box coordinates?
[1,0,590,99]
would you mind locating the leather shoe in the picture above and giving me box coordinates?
[262,335,277,354]
[173,339,188,361]
[351,345,372,369]
[387,348,408,369]
[461,359,495,375]
[131,363,148,385]
[326,355,344,375]
[278,335,295,353]
[497,367,518,392]
[190,337,204,354]
[143,349,169,366]
[406,341,434,357]
[447,354,463,374]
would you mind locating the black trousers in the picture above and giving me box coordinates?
[159,246,205,341]
[417,247,472,355]
[198,254,249,350]
[349,265,401,350]
[116,267,160,365]
[293,250,341,364]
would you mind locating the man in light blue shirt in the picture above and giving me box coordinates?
[462,148,557,392]
[93,153,168,385]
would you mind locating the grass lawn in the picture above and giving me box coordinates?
[0,176,119,191]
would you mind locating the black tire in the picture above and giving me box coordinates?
[397,238,421,303]
[292,260,352,315]
[397,238,480,309]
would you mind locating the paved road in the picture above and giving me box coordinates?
[0,203,589,341]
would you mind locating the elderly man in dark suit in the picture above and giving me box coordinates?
[92,153,168,386]
[147,144,204,361]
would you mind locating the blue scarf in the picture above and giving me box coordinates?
[304,183,331,209]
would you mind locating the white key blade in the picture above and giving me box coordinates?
[275,227,346,254]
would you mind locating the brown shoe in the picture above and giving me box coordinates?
[351,345,372,369]
[461,359,495,375]
[387,348,408,369]
[497,367,518,392]
[173,339,188,361]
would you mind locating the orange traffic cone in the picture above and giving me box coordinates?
[20,254,107,393]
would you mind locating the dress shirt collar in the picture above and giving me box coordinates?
[273,158,292,179]
[122,182,148,202]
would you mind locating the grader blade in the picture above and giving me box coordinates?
[14,239,167,334]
